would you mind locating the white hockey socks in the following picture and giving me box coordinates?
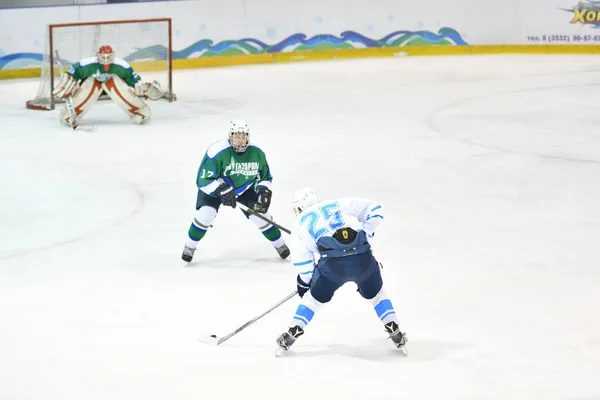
[368,287,400,326]
[102,76,151,124]
[249,212,286,248]
[185,206,217,248]
[289,291,324,329]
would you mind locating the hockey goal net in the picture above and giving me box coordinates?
[26,17,174,111]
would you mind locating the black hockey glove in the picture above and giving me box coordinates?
[254,187,272,213]
[296,274,310,298]
[217,183,236,208]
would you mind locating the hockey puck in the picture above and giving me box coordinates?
[210,335,217,338]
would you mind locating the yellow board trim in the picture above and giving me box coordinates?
[2,44,600,80]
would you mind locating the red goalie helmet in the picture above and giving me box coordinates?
[97,45,114,71]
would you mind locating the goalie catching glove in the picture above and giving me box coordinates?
[134,81,164,101]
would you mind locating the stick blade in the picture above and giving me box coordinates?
[198,333,220,346]
[74,124,98,132]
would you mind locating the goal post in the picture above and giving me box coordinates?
[26,17,174,111]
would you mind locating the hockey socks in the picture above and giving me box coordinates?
[290,292,324,329]
[262,225,285,247]
[368,288,400,326]
[249,213,286,248]
[185,207,217,248]
[187,222,207,244]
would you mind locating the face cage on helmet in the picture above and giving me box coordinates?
[98,52,114,65]
[230,131,249,153]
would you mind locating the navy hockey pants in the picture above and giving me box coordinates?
[195,188,259,219]
[309,251,383,303]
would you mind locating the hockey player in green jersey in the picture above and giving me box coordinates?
[181,120,290,263]
[51,45,164,126]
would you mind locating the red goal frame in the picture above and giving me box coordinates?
[26,17,174,111]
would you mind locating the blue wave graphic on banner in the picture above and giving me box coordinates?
[267,32,381,52]
[379,28,467,45]
[0,53,73,70]
[123,44,170,63]
[160,28,467,60]
[0,28,467,70]
[0,53,44,69]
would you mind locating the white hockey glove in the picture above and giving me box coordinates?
[134,81,164,101]
[52,73,80,99]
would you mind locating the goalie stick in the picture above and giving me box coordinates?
[54,50,97,132]
[237,203,291,235]
[198,290,297,346]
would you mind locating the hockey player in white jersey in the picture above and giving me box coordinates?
[275,187,407,354]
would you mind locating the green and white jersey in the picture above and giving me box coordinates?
[196,139,273,197]
[67,57,141,87]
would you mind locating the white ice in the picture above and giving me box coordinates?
[1,55,599,400]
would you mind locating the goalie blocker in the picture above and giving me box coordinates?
[54,74,152,125]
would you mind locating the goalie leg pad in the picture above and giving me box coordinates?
[102,76,151,124]
[52,73,79,99]
[59,78,103,125]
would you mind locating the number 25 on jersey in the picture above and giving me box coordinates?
[300,202,345,240]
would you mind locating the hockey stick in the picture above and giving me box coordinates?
[198,290,297,346]
[237,203,291,235]
[54,50,97,132]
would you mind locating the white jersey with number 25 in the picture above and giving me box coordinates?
[289,197,384,283]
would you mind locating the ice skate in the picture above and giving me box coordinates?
[181,245,196,262]
[275,325,304,356]
[276,243,290,259]
[384,321,407,354]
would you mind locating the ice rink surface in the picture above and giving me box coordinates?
[1,54,599,400]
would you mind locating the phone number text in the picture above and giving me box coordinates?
[527,34,600,43]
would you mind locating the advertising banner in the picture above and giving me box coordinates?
[520,0,600,44]
[0,0,598,72]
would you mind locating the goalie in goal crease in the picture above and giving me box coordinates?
[52,45,165,125]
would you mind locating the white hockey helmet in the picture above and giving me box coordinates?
[292,187,318,216]
[229,119,250,153]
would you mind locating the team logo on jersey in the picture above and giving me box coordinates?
[223,156,259,177]
[90,70,114,83]
[565,1,600,26]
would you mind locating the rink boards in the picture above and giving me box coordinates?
[2,0,600,79]
[2,43,600,81]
